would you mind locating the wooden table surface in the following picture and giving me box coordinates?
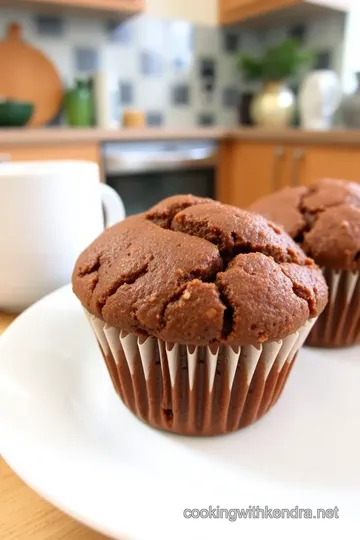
[0,313,111,540]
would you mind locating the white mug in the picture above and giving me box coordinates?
[0,160,125,312]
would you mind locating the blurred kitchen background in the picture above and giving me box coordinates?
[0,0,358,129]
[1,0,360,218]
[2,0,360,311]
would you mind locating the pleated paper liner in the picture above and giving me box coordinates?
[86,312,316,436]
[307,269,360,348]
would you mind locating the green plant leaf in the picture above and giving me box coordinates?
[237,38,314,82]
[237,55,264,80]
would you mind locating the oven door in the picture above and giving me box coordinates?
[104,141,218,216]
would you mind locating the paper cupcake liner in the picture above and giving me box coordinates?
[307,269,360,348]
[86,312,316,436]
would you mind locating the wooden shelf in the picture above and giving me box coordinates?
[219,0,349,26]
[0,0,145,15]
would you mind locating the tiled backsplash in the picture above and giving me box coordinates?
[260,12,346,92]
[0,8,244,127]
[0,8,347,128]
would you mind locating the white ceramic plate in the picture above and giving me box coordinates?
[0,285,359,540]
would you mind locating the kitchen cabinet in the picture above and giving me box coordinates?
[218,141,293,208]
[218,140,360,209]
[289,145,360,187]
[219,0,349,25]
[0,143,100,164]
[5,0,144,15]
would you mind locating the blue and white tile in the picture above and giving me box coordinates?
[194,25,221,58]
[34,15,65,37]
[240,29,264,55]
[218,108,238,127]
[193,82,217,113]
[166,20,194,72]
[222,85,238,108]
[146,111,164,126]
[306,12,345,51]
[165,107,196,128]
[315,50,333,70]
[74,46,101,73]
[119,81,134,105]
[222,28,240,54]
[198,57,217,79]
[110,90,121,124]
[189,66,206,108]
[67,14,107,45]
[35,39,73,85]
[136,16,166,53]
[140,50,164,77]
[171,83,191,106]
[107,18,136,45]
[218,54,238,84]
[197,111,216,126]
[263,26,288,47]
[288,23,308,44]
[137,79,167,111]
[102,44,138,80]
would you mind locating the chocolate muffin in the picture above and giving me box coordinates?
[249,178,360,348]
[73,195,327,436]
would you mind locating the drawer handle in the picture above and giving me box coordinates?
[291,148,304,187]
[272,146,284,192]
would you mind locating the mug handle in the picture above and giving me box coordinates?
[100,184,126,228]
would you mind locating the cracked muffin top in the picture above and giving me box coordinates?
[72,195,328,347]
[249,178,360,271]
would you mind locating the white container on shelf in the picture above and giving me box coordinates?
[93,71,113,129]
[298,69,342,130]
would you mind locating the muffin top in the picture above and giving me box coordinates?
[249,178,360,271]
[72,195,327,347]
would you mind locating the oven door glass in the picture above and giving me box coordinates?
[107,168,215,216]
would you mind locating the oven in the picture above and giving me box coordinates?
[103,140,218,216]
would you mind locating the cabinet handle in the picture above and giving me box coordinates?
[291,148,304,187]
[272,145,284,192]
[0,153,10,162]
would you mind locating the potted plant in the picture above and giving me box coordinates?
[237,38,313,127]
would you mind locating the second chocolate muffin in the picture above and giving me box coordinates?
[73,195,327,436]
[249,178,360,348]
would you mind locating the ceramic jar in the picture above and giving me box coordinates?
[342,72,360,129]
[298,70,342,130]
[251,81,295,128]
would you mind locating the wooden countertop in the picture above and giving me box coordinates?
[0,127,228,145]
[1,126,360,146]
[0,314,110,540]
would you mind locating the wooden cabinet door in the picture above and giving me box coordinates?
[232,142,275,208]
[218,142,292,209]
[291,146,360,187]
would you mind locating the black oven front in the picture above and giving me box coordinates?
[104,140,217,216]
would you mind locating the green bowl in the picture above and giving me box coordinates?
[0,100,34,127]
